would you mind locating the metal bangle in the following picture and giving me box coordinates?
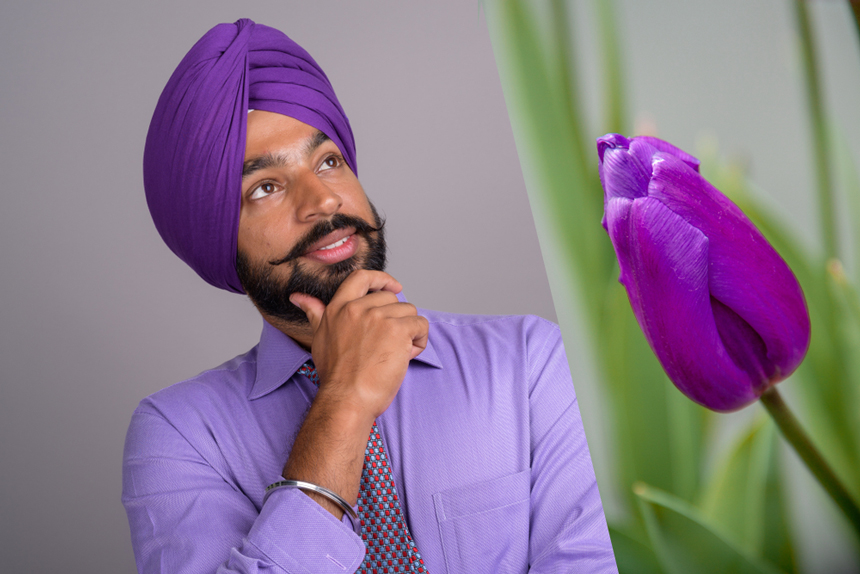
[264,479,361,535]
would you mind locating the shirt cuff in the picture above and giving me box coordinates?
[246,486,366,573]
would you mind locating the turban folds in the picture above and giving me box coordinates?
[143,19,357,293]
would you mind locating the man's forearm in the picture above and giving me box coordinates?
[281,390,375,518]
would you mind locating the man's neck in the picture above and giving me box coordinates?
[261,313,313,351]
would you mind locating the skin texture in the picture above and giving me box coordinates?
[238,111,430,517]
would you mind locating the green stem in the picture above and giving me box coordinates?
[595,0,626,135]
[793,0,839,259]
[850,1,860,49]
[549,0,589,173]
[759,387,860,539]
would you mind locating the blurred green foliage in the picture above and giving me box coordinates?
[485,0,860,571]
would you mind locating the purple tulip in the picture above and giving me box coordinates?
[596,134,810,412]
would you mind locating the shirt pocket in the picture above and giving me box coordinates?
[432,469,530,574]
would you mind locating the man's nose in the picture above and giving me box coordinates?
[294,172,342,221]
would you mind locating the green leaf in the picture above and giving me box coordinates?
[636,483,788,574]
[484,0,614,334]
[792,0,838,259]
[699,416,797,572]
[831,124,860,283]
[594,0,627,134]
[820,263,860,497]
[759,430,798,574]
[608,524,664,574]
[548,0,590,174]
[599,279,709,511]
[700,417,772,554]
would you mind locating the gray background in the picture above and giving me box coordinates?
[0,2,554,571]
[2,0,860,572]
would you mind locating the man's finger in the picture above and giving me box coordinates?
[408,315,429,360]
[289,293,326,332]
[345,291,403,313]
[330,270,402,306]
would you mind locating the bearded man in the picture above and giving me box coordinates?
[122,19,616,574]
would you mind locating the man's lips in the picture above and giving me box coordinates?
[304,227,355,254]
[268,212,381,267]
[301,227,359,264]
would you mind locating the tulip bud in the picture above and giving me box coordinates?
[596,134,810,412]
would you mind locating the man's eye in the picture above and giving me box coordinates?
[319,155,341,172]
[248,182,279,200]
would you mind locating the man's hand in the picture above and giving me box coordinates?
[281,270,429,518]
[290,270,429,420]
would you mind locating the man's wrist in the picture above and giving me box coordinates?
[312,383,379,431]
[265,480,360,534]
[280,394,373,519]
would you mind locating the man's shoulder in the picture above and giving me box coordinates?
[419,308,560,338]
[418,309,563,360]
[134,346,259,418]
[411,309,572,400]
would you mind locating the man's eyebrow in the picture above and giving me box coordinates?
[242,153,286,179]
[303,130,331,156]
[242,130,332,180]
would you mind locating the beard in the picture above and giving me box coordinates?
[236,206,387,325]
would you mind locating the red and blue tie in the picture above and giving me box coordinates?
[298,362,428,574]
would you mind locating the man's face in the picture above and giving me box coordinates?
[236,111,386,324]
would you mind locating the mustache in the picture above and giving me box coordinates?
[267,213,385,266]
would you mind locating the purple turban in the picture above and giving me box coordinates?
[143,19,357,293]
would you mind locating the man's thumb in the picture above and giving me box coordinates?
[289,293,325,331]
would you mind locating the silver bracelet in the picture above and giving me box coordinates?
[264,479,361,535]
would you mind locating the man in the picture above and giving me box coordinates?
[123,19,616,574]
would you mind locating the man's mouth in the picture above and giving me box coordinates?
[267,212,383,267]
[318,236,349,250]
[304,227,355,254]
[301,227,359,264]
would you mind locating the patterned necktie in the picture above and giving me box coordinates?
[298,362,428,574]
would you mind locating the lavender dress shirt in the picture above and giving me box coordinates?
[122,308,617,573]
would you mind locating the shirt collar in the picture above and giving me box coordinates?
[248,296,442,400]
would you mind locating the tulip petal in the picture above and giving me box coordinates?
[597,133,630,163]
[647,153,810,381]
[598,136,650,202]
[630,136,700,173]
[605,196,760,411]
[710,297,772,386]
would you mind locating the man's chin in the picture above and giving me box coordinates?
[255,261,356,324]
[315,255,362,281]
[237,253,371,326]
[236,217,387,326]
